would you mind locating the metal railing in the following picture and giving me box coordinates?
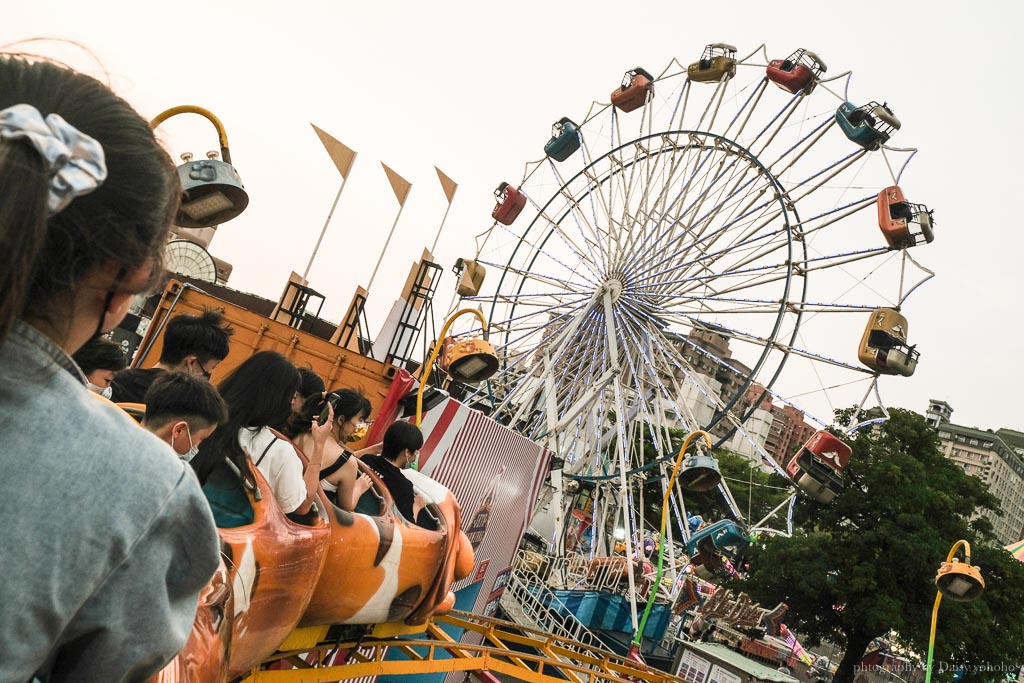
[500,550,614,658]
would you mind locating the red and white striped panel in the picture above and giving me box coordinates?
[419,398,552,610]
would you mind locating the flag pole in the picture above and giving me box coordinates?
[429,200,453,255]
[367,201,407,293]
[302,175,351,282]
[306,124,357,283]
[430,167,458,255]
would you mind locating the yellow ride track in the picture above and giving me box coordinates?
[242,610,685,683]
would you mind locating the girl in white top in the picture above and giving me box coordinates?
[194,351,330,522]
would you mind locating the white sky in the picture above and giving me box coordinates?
[6,1,1022,432]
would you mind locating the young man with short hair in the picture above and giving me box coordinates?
[110,310,233,403]
[362,420,427,523]
[142,371,228,462]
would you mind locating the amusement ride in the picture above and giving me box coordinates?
[139,42,936,682]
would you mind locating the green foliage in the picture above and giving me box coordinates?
[734,408,1023,683]
[633,427,790,535]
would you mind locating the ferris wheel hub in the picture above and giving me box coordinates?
[602,276,624,305]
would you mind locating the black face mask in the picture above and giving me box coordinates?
[88,266,127,344]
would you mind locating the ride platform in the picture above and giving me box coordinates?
[240,610,685,683]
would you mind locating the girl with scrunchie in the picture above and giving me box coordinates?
[0,53,220,681]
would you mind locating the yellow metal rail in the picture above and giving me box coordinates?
[241,610,685,683]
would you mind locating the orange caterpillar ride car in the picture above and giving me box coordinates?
[153,435,475,681]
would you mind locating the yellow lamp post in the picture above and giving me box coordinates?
[150,105,249,228]
[415,308,499,426]
[924,540,985,683]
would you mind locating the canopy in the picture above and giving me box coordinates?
[1005,539,1024,561]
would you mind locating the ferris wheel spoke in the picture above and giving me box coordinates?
[631,211,791,298]
[525,210,609,283]
[678,315,872,373]
[617,306,732,431]
[547,163,613,273]
[721,77,773,143]
[742,89,811,156]
[609,313,686,452]
[779,148,869,205]
[760,113,834,172]
[477,259,598,294]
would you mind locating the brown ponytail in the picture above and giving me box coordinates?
[0,138,50,342]
[0,55,178,345]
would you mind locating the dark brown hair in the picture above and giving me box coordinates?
[0,55,178,343]
[143,370,229,431]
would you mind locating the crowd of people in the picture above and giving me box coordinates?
[0,51,432,681]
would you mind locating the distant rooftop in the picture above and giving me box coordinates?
[683,642,801,683]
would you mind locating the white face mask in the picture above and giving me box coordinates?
[170,425,199,462]
[87,382,112,399]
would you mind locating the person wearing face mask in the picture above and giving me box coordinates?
[285,388,381,511]
[141,371,228,462]
[109,309,233,403]
[0,55,220,681]
[70,336,127,398]
[362,420,428,523]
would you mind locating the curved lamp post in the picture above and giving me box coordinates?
[150,105,249,228]
[629,429,713,660]
[924,540,985,683]
[415,308,499,426]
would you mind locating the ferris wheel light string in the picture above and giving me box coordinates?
[543,163,612,274]
[628,203,777,288]
[675,312,871,373]
[630,222,789,291]
[661,320,865,425]
[514,223,606,289]
[631,163,788,286]
[507,185,606,274]
[760,114,834,170]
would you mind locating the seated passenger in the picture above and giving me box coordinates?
[285,389,381,511]
[71,336,127,398]
[291,366,325,415]
[362,421,428,523]
[191,351,331,527]
[110,309,233,403]
[141,371,228,462]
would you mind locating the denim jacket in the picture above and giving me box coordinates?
[0,321,220,682]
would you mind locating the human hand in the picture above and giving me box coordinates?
[413,493,428,517]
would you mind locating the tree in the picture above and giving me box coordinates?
[734,408,1024,683]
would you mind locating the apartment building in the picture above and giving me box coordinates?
[930,401,1024,546]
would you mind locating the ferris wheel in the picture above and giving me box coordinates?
[457,44,934,543]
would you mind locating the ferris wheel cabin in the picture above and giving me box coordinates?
[491,182,527,225]
[687,43,738,83]
[686,519,748,580]
[766,48,827,94]
[836,101,900,150]
[877,185,935,249]
[784,430,853,504]
[454,257,486,297]
[610,66,654,112]
[858,307,919,376]
[679,452,723,492]
[544,117,581,161]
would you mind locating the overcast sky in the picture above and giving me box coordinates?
[6,1,1021,433]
